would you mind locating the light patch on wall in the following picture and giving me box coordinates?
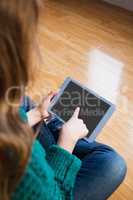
[87,49,124,103]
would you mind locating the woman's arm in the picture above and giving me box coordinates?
[26,92,57,127]
[12,140,81,200]
[46,144,81,191]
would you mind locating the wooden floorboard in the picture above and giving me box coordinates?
[31,0,133,199]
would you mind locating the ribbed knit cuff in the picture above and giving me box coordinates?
[46,145,81,190]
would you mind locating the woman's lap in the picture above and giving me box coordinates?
[73,140,127,200]
[38,122,127,200]
[21,96,127,200]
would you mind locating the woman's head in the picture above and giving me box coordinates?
[0,0,39,102]
[0,0,40,199]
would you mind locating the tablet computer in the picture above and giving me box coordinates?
[48,77,116,142]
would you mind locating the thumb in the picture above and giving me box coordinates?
[46,91,55,101]
[43,91,56,104]
[72,107,80,119]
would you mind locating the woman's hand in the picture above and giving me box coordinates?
[38,91,57,119]
[58,107,88,153]
[27,91,57,127]
[27,107,42,127]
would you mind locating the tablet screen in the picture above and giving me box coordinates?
[51,81,111,137]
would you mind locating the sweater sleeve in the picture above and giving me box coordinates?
[46,145,81,190]
[12,140,81,200]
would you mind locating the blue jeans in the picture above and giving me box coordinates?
[22,96,127,200]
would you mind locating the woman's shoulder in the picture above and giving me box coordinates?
[12,140,54,199]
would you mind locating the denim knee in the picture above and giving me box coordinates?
[100,145,127,185]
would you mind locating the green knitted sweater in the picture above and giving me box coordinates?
[11,108,81,200]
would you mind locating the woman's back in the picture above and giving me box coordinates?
[0,1,81,199]
[12,138,81,200]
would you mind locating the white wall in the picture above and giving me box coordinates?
[103,0,133,11]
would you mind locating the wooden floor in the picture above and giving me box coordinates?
[31,0,133,199]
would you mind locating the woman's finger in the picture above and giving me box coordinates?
[44,91,58,103]
[72,107,80,119]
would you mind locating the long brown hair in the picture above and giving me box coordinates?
[0,0,39,199]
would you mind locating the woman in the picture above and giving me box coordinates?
[0,0,127,200]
